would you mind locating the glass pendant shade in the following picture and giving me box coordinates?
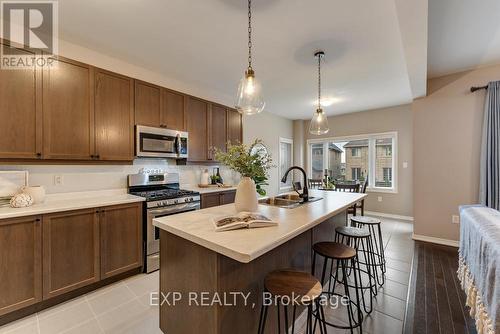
[309,108,329,135]
[235,70,265,115]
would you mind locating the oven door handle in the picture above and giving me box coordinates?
[148,202,199,216]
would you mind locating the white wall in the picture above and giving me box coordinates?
[243,112,294,197]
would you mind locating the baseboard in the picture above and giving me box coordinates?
[412,233,459,247]
[364,210,414,222]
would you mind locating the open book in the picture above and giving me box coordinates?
[212,212,278,232]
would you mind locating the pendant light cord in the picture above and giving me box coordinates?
[318,53,322,110]
[248,0,253,71]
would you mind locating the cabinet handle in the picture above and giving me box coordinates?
[35,218,41,222]
[36,153,42,158]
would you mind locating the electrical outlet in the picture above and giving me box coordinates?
[452,215,460,224]
[54,175,64,186]
[377,196,383,202]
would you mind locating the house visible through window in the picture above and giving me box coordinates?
[308,132,397,191]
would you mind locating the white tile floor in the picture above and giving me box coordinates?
[0,217,413,334]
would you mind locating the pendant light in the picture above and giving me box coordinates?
[235,0,265,115]
[309,51,330,135]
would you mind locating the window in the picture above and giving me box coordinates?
[351,168,362,180]
[383,168,392,182]
[311,143,324,180]
[307,132,397,192]
[279,138,293,190]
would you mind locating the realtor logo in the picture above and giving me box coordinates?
[1,0,58,69]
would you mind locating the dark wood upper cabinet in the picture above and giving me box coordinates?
[43,57,95,160]
[134,81,161,127]
[186,97,209,162]
[161,89,185,130]
[227,108,243,145]
[95,69,134,161]
[0,216,42,316]
[100,203,142,279]
[42,209,100,299]
[210,104,227,159]
[0,44,42,159]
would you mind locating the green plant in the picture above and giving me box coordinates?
[213,139,274,196]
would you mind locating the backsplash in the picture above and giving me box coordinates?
[0,160,238,194]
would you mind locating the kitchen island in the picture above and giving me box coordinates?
[153,190,366,334]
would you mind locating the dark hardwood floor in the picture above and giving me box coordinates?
[404,241,477,334]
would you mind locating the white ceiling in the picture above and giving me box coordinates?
[428,0,500,78]
[54,0,427,120]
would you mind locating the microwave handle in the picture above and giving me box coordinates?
[175,134,181,156]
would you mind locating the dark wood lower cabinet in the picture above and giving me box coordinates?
[42,209,100,299]
[0,203,144,321]
[100,203,143,279]
[220,191,236,205]
[0,216,42,316]
[201,190,236,209]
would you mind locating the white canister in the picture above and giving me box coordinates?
[22,186,46,204]
[200,169,210,185]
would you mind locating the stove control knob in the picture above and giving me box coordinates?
[174,200,178,204]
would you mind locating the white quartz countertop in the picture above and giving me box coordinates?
[153,190,366,263]
[182,185,237,194]
[0,189,145,220]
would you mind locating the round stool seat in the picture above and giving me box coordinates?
[264,270,322,304]
[335,226,370,238]
[313,242,357,260]
[351,216,380,225]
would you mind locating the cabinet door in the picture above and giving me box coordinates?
[42,209,100,299]
[95,69,134,161]
[210,104,227,160]
[227,108,242,146]
[186,97,209,162]
[135,81,161,127]
[100,203,143,279]
[161,89,185,130]
[220,191,236,205]
[0,43,42,159]
[201,193,221,209]
[0,216,42,316]
[43,57,95,160]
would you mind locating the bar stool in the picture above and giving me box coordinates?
[257,269,326,334]
[312,242,363,333]
[334,226,378,314]
[350,216,386,286]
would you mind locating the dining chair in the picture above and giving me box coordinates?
[308,179,323,189]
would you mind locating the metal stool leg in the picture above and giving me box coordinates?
[257,303,268,334]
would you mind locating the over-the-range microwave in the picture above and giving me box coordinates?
[135,125,188,159]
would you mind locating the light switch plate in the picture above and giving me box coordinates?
[452,215,460,224]
[377,196,383,202]
[403,162,408,168]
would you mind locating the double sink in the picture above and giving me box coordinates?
[259,194,322,209]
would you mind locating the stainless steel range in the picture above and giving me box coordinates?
[128,172,200,273]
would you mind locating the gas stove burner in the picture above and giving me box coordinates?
[131,188,198,202]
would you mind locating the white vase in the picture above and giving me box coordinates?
[22,186,46,204]
[234,177,258,212]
